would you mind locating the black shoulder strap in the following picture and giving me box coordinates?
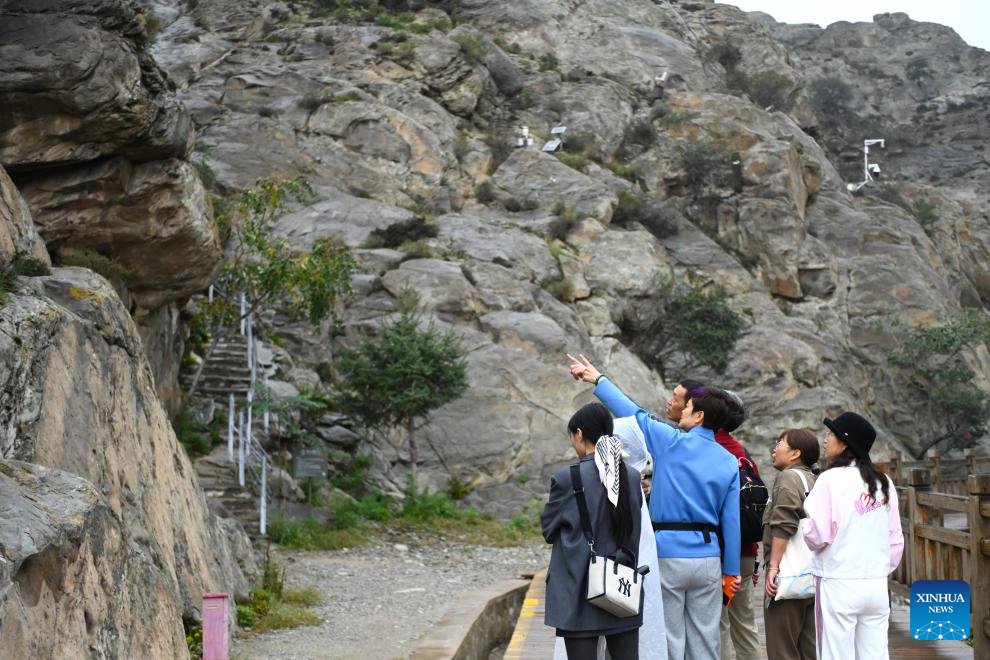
[570,464,595,551]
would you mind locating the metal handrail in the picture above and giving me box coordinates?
[218,290,272,537]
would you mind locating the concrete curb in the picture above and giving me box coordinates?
[410,577,532,660]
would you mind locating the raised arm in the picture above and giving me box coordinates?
[567,354,678,455]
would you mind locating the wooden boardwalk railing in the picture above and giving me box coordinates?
[883,449,990,658]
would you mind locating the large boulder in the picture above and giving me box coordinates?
[0,164,49,266]
[0,0,192,170]
[16,157,221,311]
[0,461,187,658]
[0,263,250,653]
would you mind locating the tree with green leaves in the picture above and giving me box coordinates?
[887,310,990,457]
[185,178,356,398]
[334,300,468,486]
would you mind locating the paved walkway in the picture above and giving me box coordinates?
[506,572,973,659]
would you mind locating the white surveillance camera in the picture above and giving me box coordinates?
[869,163,881,174]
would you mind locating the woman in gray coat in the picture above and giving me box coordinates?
[542,403,644,659]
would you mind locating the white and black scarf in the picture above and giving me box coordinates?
[593,434,626,508]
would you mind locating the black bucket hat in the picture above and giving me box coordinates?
[823,411,876,460]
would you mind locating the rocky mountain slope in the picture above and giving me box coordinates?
[5,0,990,557]
[127,0,990,503]
[0,1,250,656]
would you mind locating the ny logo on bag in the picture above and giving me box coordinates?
[617,577,632,597]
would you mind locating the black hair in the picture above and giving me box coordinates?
[687,386,732,430]
[722,390,747,433]
[678,379,705,403]
[566,403,634,545]
[826,447,891,504]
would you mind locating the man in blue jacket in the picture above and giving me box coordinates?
[569,354,741,660]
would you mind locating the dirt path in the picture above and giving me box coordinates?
[232,531,549,660]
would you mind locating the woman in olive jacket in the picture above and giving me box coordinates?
[761,428,820,660]
[541,403,644,660]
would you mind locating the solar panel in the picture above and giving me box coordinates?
[542,139,562,152]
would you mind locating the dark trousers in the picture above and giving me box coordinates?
[563,629,639,660]
[764,597,816,660]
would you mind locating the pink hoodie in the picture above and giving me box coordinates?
[801,465,904,579]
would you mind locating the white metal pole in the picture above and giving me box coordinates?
[260,456,268,536]
[227,393,235,462]
[246,312,254,375]
[263,373,270,433]
[208,284,214,302]
[864,143,870,183]
[246,388,254,456]
[238,414,245,487]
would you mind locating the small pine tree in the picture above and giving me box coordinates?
[335,300,468,485]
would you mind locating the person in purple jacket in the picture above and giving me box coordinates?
[568,354,741,660]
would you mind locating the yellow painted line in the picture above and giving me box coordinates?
[505,571,551,659]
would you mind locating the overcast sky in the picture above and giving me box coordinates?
[727,1,990,52]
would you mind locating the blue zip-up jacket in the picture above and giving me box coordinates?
[595,377,741,575]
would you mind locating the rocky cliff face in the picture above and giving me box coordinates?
[0,1,250,656]
[16,0,988,511]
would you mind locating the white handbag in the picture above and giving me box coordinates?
[571,465,648,618]
[773,469,816,601]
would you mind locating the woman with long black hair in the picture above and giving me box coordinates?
[542,403,644,660]
[801,412,904,660]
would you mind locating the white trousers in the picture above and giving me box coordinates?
[814,577,890,660]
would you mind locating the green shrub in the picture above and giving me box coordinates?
[539,52,559,71]
[398,238,438,259]
[612,191,678,239]
[452,34,488,62]
[706,41,741,70]
[547,203,580,241]
[9,253,50,277]
[912,198,938,226]
[281,586,322,607]
[193,159,217,189]
[622,119,656,150]
[808,76,853,117]
[269,516,368,550]
[542,277,575,303]
[475,181,496,203]
[662,281,744,373]
[512,87,536,110]
[554,151,588,170]
[504,197,540,213]
[172,409,213,458]
[58,250,131,280]
[401,483,462,522]
[366,217,438,249]
[236,604,257,628]
[447,477,473,500]
[605,161,638,182]
[743,70,794,111]
[677,141,732,193]
[484,132,513,173]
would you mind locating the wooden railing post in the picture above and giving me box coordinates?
[906,467,931,584]
[964,448,975,477]
[889,453,901,483]
[968,474,990,659]
[928,448,942,491]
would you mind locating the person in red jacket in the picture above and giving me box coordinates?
[716,391,762,660]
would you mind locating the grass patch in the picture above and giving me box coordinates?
[452,34,488,63]
[171,408,222,458]
[547,202,580,241]
[57,250,131,280]
[605,161,638,182]
[542,277,575,303]
[504,197,540,213]
[912,197,938,227]
[554,151,589,171]
[269,516,369,550]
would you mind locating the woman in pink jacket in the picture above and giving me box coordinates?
[801,412,904,660]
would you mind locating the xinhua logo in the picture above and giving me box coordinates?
[910,580,970,641]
